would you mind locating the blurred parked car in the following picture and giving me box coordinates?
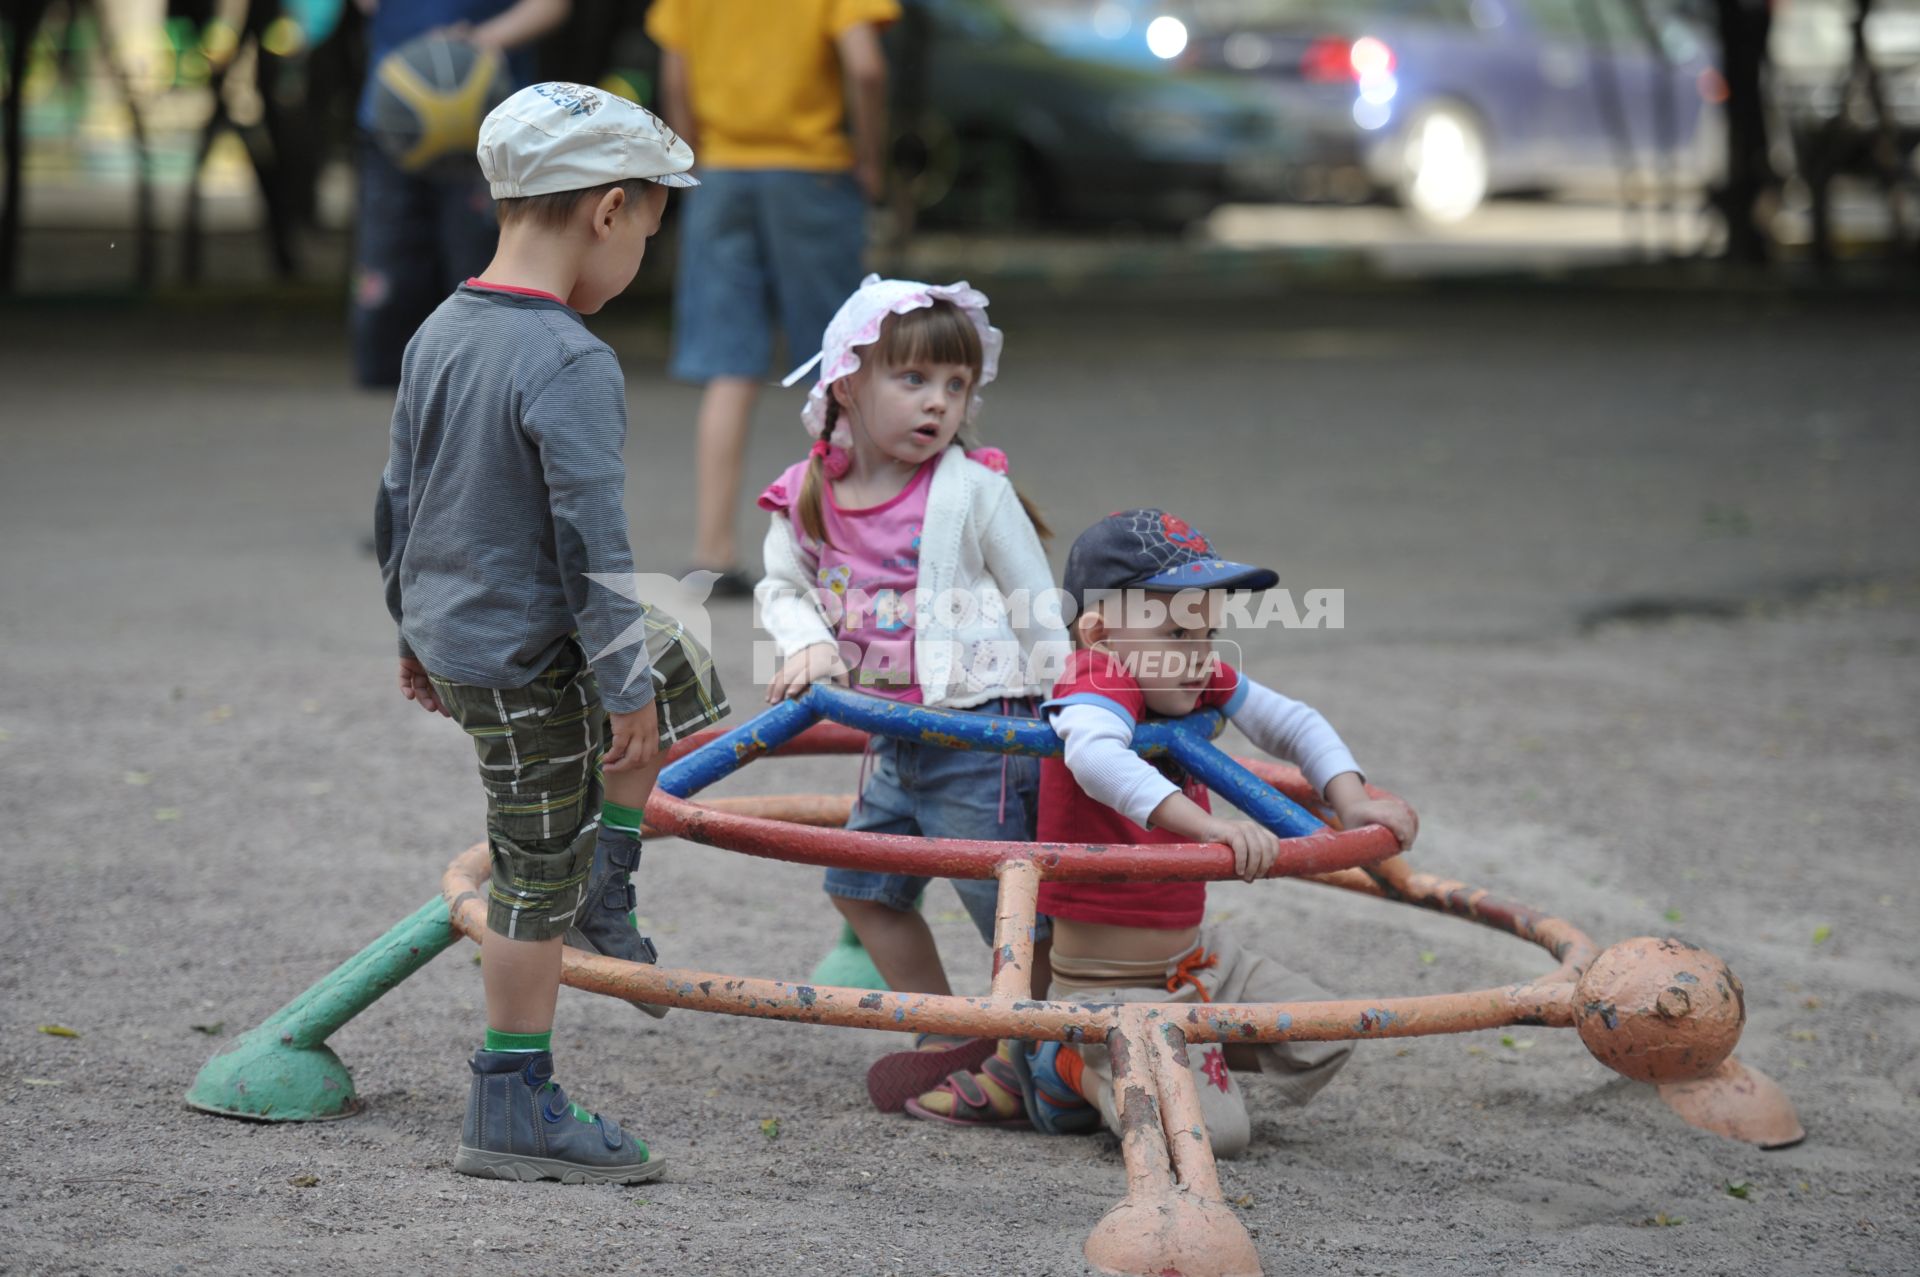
[1023,0,1727,220]
[886,0,1297,228]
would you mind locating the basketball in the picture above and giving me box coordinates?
[367,34,512,178]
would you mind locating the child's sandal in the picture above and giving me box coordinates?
[866,1033,998,1113]
[902,1049,1030,1128]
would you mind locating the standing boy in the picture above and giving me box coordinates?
[377,83,727,1183]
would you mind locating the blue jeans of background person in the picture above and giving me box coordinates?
[351,140,499,388]
[669,168,868,382]
[823,702,1050,946]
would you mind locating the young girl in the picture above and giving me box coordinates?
[755,276,1069,1111]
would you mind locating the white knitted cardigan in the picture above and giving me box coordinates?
[755,446,1070,709]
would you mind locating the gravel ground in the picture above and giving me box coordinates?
[1,283,1915,1276]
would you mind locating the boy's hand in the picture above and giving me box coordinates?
[398,657,449,717]
[1206,819,1282,883]
[604,706,661,773]
[1336,796,1419,851]
[765,642,849,704]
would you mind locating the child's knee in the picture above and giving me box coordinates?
[1261,1038,1355,1108]
[601,765,660,813]
[832,894,909,924]
[1209,1112,1253,1159]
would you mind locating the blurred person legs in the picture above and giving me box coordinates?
[351,143,499,389]
[673,169,867,593]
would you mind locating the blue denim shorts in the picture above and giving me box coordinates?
[823,702,1050,946]
[669,168,869,382]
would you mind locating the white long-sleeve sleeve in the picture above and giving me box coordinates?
[1051,703,1179,829]
[977,481,1073,688]
[1227,677,1363,797]
[754,514,837,660]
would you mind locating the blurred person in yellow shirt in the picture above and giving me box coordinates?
[648,0,900,595]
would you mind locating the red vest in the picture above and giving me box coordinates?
[1036,649,1239,929]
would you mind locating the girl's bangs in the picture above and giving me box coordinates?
[874,301,982,373]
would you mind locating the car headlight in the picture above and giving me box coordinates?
[1145,15,1188,60]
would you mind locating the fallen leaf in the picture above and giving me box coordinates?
[153,808,181,822]
[1802,997,1820,1010]
[1499,1035,1534,1051]
[1726,1181,1752,1200]
[38,1025,80,1038]
[191,1022,225,1036]
[1664,908,1683,923]
[1647,1213,1685,1227]
[1418,951,1437,966]
[288,1174,319,1188]
[1231,1193,1254,1207]
[759,1117,780,1141]
[124,771,151,786]
[1812,925,1832,945]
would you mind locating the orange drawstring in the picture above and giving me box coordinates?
[1167,948,1219,1003]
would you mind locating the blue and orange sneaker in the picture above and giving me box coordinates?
[1010,1040,1100,1136]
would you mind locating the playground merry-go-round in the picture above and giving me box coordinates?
[188,683,1803,1277]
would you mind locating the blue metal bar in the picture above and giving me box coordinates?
[802,684,1059,755]
[658,695,819,798]
[1165,728,1327,839]
[800,683,1227,763]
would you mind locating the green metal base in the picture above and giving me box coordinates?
[186,896,459,1123]
[808,920,889,991]
[187,1038,364,1122]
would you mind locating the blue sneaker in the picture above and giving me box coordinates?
[1010,1041,1101,1136]
[453,1050,665,1184]
[565,831,669,1019]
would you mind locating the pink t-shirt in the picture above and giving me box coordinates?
[759,459,933,701]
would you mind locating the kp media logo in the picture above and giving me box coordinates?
[586,570,722,696]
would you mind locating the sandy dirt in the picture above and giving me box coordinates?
[1,285,1915,1276]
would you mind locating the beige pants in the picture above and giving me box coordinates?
[1052,927,1353,1159]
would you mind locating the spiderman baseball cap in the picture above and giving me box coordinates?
[1062,509,1279,614]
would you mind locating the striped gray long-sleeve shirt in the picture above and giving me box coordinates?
[375,283,655,714]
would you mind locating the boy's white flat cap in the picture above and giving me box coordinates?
[478,81,698,198]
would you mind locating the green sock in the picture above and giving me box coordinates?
[484,1028,552,1053]
[602,800,645,836]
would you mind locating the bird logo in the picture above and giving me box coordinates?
[585,570,722,697]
